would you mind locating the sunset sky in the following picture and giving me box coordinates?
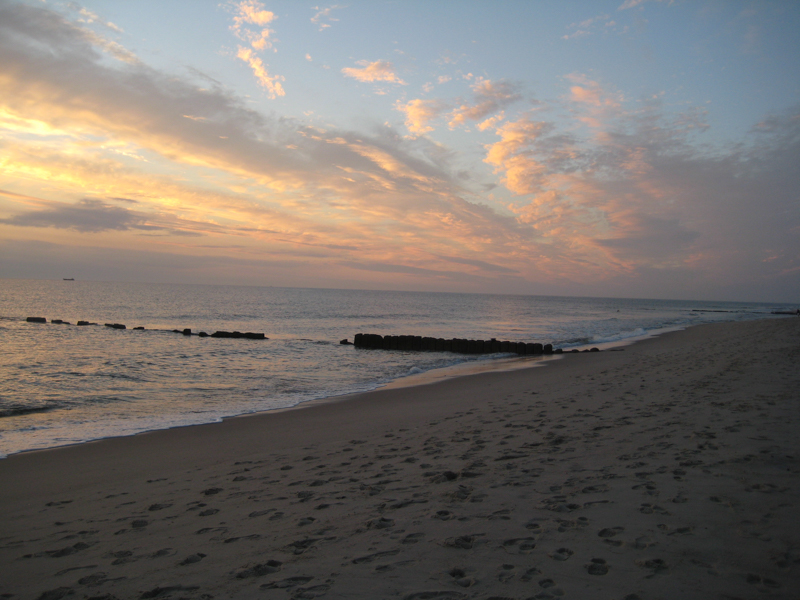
[1,0,798,301]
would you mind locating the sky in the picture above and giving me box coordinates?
[0,0,798,302]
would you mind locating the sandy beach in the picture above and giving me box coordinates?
[1,317,798,600]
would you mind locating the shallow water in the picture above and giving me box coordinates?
[0,279,791,457]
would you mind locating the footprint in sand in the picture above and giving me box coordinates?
[635,558,668,578]
[536,578,566,597]
[556,517,589,531]
[443,535,477,550]
[402,592,467,600]
[633,536,656,549]
[260,575,313,589]
[77,572,107,586]
[518,567,542,582]
[448,568,476,588]
[502,537,537,554]
[746,574,781,589]
[179,553,206,565]
[351,549,400,564]
[549,548,574,561]
[497,563,515,582]
[234,560,282,578]
[586,558,609,575]
[367,517,394,529]
[639,503,670,515]
[598,526,624,537]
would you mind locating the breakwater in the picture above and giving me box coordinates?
[353,333,559,355]
[24,317,267,340]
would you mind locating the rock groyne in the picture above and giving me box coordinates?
[353,333,554,355]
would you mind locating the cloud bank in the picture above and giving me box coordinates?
[0,0,797,301]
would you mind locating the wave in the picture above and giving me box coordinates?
[0,404,60,418]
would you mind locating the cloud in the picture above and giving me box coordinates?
[341,60,406,85]
[448,78,522,128]
[618,0,671,10]
[236,47,285,98]
[435,254,519,274]
[229,0,276,50]
[1,1,797,300]
[227,0,284,96]
[395,98,449,135]
[0,2,541,288]
[565,74,623,128]
[0,198,159,232]
[483,98,800,293]
[311,5,343,31]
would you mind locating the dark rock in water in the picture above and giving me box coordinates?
[77,321,90,326]
[210,330,263,339]
[340,338,353,345]
[198,331,208,337]
[571,349,580,353]
[172,329,181,333]
[543,343,553,354]
[590,347,600,352]
[133,326,145,330]
[182,328,192,336]
[26,317,46,323]
[105,323,126,329]
[554,348,563,354]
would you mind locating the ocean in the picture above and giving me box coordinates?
[0,279,793,458]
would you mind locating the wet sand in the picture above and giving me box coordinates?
[1,317,798,600]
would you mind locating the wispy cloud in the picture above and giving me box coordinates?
[618,0,671,10]
[0,198,160,233]
[227,0,284,97]
[311,5,343,31]
[448,78,522,128]
[341,60,406,85]
[236,47,285,98]
[229,0,277,50]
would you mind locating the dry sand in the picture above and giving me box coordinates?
[1,317,799,600]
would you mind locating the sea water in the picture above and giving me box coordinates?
[0,279,793,457]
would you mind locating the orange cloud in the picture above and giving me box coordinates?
[230,0,276,49]
[448,78,521,128]
[566,74,622,128]
[395,99,448,135]
[341,60,406,85]
[236,47,285,98]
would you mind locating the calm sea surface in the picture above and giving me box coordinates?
[0,279,793,457]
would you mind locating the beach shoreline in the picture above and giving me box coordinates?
[1,317,798,599]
